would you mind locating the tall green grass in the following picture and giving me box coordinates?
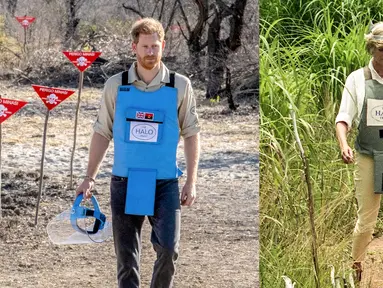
[260,0,383,286]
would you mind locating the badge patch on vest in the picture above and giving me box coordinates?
[367,99,383,126]
[129,121,159,142]
[136,111,155,121]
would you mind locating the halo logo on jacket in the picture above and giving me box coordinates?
[130,123,158,142]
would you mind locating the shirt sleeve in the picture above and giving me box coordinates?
[178,79,201,138]
[93,75,120,140]
[335,73,358,130]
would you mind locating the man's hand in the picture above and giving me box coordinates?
[341,145,354,164]
[182,134,199,207]
[75,178,94,200]
[181,182,196,206]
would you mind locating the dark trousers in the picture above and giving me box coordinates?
[110,176,181,288]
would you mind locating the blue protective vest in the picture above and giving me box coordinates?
[112,71,181,179]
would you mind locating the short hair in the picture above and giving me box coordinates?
[130,18,165,43]
[365,22,383,55]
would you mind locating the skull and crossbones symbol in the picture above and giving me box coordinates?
[0,104,9,117]
[76,56,87,67]
[46,93,59,105]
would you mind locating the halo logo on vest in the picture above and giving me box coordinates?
[130,122,158,142]
[371,105,383,121]
[367,99,383,126]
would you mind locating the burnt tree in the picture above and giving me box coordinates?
[122,0,178,28]
[206,0,247,99]
[1,0,17,15]
[177,0,208,78]
[63,0,86,49]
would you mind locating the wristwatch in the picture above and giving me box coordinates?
[85,175,95,183]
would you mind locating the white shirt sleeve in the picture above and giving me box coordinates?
[335,72,359,130]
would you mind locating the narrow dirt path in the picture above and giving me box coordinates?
[360,238,383,288]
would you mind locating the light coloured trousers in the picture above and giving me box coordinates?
[352,152,381,262]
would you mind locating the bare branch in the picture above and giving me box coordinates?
[158,0,165,21]
[122,3,145,18]
[201,40,208,50]
[176,20,189,41]
[176,0,191,34]
[215,0,228,10]
[0,44,21,59]
[136,0,141,11]
[2,0,18,15]
[69,0,87,15]
[290,107,320,287]
[76,0,87,12]
[151,0,161,18]
[226,0,247,51]
[164,0,178,35]
[215,0,234,18]
[189,0,207,39]
[207,11,216,21]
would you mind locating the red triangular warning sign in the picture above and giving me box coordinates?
[62,51,102,72]
[15,16,36,28]
[0,97,28,124]
[32,85,75,111]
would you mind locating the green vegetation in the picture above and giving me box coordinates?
[0,16,21,65]
[260,0,383,286]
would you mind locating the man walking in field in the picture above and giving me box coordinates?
[76,17,201,287]
[336,22,383,282]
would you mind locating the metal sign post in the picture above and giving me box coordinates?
[62,51,101,189]
[70,71,84,189]
[23,26,26,52]
[32,85,75,225]
[35,110,49,225]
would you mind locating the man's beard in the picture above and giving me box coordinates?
[137,54,161,70]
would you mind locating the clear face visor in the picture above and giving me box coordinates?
[47,195,112,245]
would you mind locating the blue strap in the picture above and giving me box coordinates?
[70,194,106,234]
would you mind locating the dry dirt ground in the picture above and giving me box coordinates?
[0,80,258,288]
[359,238,383,287]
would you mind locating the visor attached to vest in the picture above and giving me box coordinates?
[70,194,106,235]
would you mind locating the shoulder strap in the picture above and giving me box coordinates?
[123,67,175,87]
[121,64,132,85]
[364,66,372,80]
[165,71,175,88]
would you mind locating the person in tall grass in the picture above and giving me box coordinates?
[336,22,383,282]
